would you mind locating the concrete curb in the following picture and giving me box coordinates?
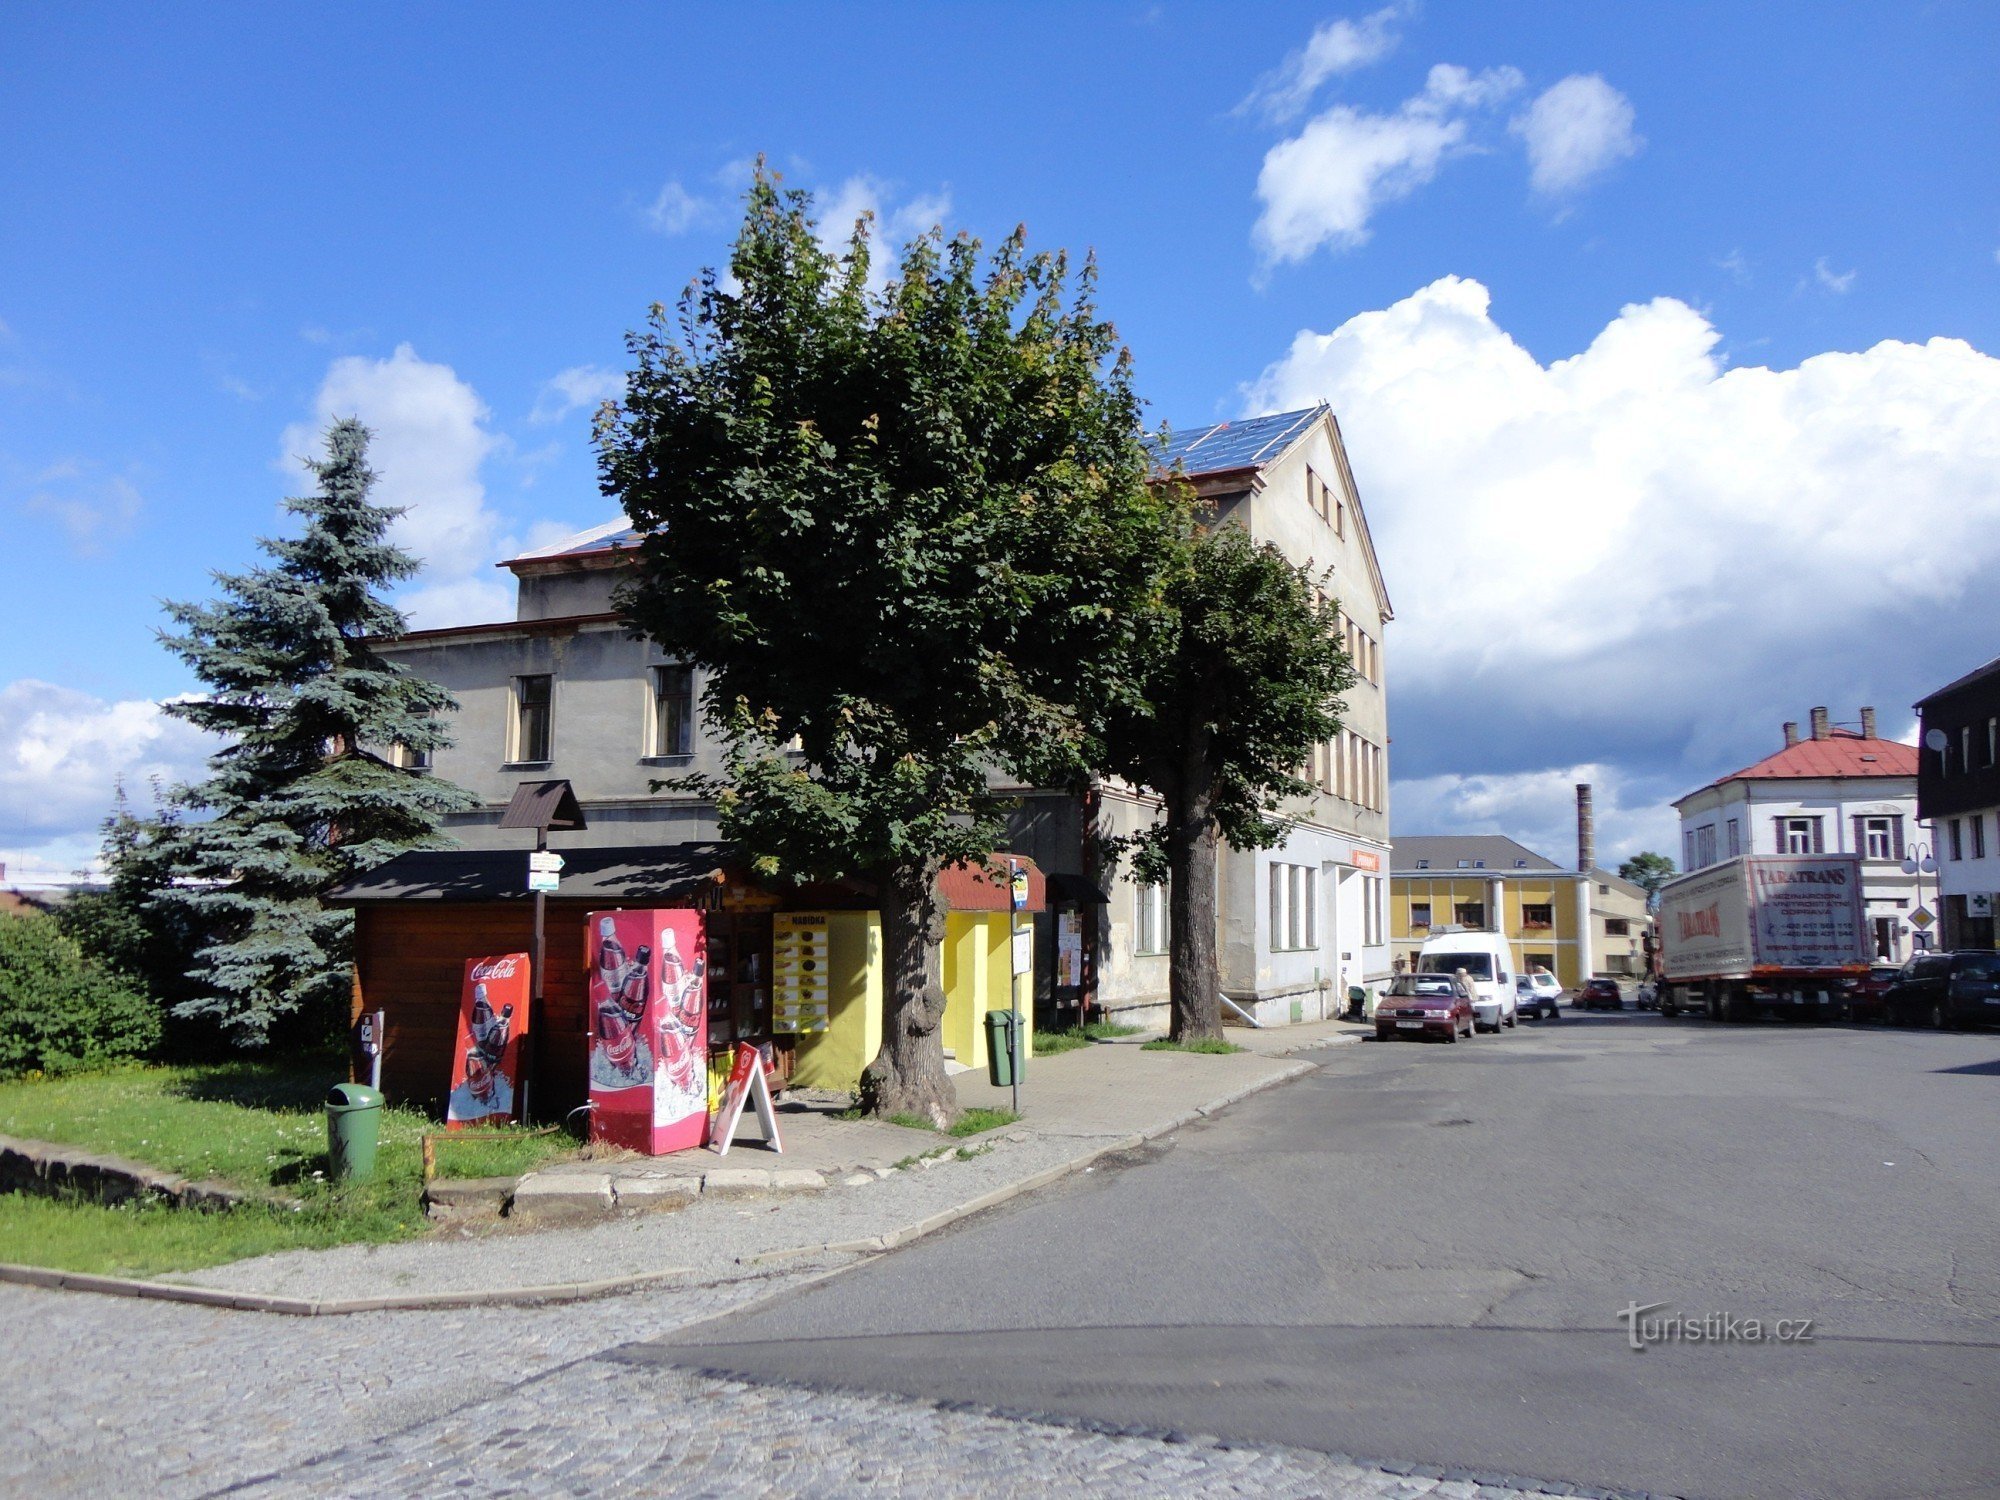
[2,1046,1333,1317]
[745,1058,1318,1267]
[0,1259,701,1316]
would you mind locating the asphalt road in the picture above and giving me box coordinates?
[642,1010,2000,1500]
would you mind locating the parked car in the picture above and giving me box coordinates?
[1416,930,1520,1032]
[1843,964,1902,1023]
[1513,973,1561,1020]
[1882,951,2000,1029]
[1577,978,1623,1011]
[1375,974,1475,1043]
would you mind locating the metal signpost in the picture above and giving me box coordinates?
[1008,859,1029,1116]
[498,780,587,1124]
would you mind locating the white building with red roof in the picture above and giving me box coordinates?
[1674,706,1921,960]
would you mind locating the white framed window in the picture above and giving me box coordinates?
[649,664,695,757]
[1949,817,1963,861]
[1410,900,1432,929]
[510,674,553,764]
[1683,830,1696,869]
[1695,825,1717,868]
[1973,815,1987,861]
[1859,816,1899,861]
[1726,818,1740,858]
[1134,881,1168,955]
[1777,816,1821,855]
[388,741,432,771]
[1268,862,1315,951]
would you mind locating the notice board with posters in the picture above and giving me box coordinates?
[586,908,709,1154]
[446,953,531,1128]
[772,912,831,1033]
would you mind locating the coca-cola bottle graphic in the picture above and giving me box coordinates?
[598,943,651,1075]
[594,917,628,1000]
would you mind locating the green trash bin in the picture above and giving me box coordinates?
[984,1010,1023,1088]
[326,1082,384,1182]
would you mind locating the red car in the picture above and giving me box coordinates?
[1843,964,1901,1023]
[1577,978,1623,1011]
[1375,974,1476,1042]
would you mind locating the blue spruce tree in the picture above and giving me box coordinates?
[158,419,476,1044]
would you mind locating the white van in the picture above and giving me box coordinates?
[1415,929,1520,1032]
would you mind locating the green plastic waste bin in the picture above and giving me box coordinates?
[326,1082,384,1182]
[984,1010,1023,1088]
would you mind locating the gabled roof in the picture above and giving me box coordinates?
[1149,405,1323,479]
[1391,835,1568,874]
[1713,731,1918,785]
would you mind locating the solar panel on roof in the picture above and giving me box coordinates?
[1148,406,1322,477]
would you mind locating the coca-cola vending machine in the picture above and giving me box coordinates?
[586,908,708,1153]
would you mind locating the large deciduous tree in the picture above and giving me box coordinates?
[598,171,1173,1123]
[1098,517,1355,1042]
[157,419,476,1045]
[1617,851,1677,910]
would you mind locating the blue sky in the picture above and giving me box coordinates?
[3,2,1998,882]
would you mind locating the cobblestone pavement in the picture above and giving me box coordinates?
[223,1360,1560,1500]
[3,1275,1584,1500]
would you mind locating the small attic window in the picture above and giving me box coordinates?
[1859,754,1878,762]
[1473,859,1486,869]
[1514,859,1528,868]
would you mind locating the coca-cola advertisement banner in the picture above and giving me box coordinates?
[446,953,531,1129]
[587,908,709,1154]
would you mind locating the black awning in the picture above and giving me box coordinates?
[1044,871,1111,906]
[329,842,738,905]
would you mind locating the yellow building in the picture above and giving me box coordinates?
[1390,836,1593,989]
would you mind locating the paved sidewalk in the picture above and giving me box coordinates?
[159,1025,1359,1307]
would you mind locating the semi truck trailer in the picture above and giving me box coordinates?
[1657,854,1868,1022]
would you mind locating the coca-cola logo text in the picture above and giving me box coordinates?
[471,957,521,981]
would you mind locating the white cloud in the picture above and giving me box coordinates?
[1393,764,1678,867]
[1715,249,1751,285]
[813,174,952,282]
[644,179,713,236]
[1253,64,1523,264]
[1245,274,2000,817]
[1813,256,1857,294]
[1512,74,1640,195]
[281,344,513,627]
[1237,3,1408,122]
[0,679,217,862]
[530,364,625,425]
[17,462,143,555]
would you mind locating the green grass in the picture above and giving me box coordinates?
[946,1106,1018,1137]
[1032,1029,1091,1055]
[1035,1019,1144,1054]
[0,1060,582,1275]
[1141,1037,1246,1055]
[1080,1020,1143,1039]
[884,1104,1020,1139]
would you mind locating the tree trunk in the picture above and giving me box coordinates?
[1166,772,1222,1043]
[859,854,959,1125]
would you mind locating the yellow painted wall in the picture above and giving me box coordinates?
[788,909,1033,1091]
[788,911,883,1090]
[1390,875,1588,988]
[943,912,1035,1070]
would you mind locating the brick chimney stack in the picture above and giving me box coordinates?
[1860,706,1877,739]
[1576,783,1595,873]
[1783,721,1799,747]
[1810,706,1831,741]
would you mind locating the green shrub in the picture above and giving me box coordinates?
[0,915,161,1078]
